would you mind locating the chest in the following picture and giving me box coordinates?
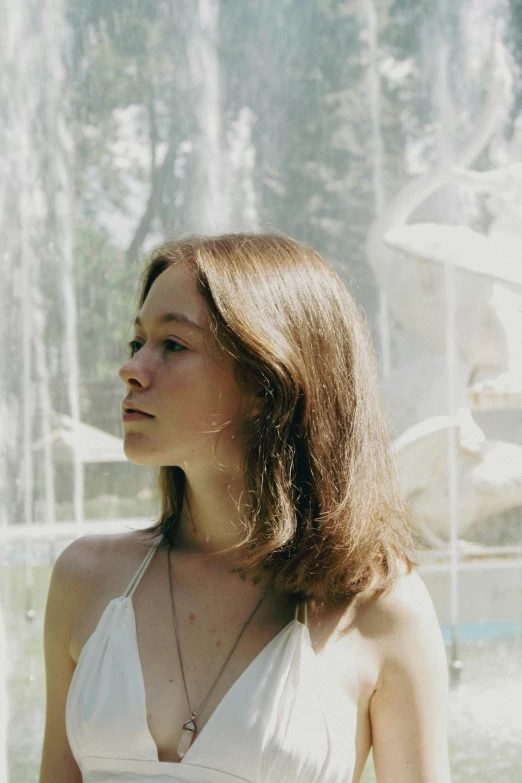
[74,599,377,771]
[138,586,302,760]
[71,553,379,774]
[69,607,372,783]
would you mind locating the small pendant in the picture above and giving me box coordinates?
[177,715,197,759]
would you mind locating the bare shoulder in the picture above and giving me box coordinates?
[355,562,436,633]
[347,562,444,688]
[360,566,452,781]
[308,565,439,783]
[357,563,446,696]
[54,530,157,660]
[40,530,154,783]
[51,534,106,599]
[53,529,153,594]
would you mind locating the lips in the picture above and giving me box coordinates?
[122,402,154,417]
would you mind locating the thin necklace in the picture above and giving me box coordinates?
[167,541,269,759]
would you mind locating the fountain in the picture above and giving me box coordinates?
[1,1,522,781]
[0,604,8,783]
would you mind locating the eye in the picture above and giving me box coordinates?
[128,340,142,357]
[127,338,185,357]
[164,339,185,353]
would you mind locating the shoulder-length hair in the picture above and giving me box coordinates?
[135,232,418,605]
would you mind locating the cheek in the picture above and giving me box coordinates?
[197,378,245,428]
[161,356,245,425]
[202,382,242,417]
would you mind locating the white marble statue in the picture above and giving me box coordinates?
[366,34,522,542]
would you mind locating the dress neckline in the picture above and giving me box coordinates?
[122,596,311,765]
[83,535,311,765]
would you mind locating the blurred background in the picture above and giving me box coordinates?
[1,1,522,781]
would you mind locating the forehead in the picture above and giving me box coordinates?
[139,261,207,328]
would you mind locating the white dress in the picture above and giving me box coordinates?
[66,537,357,782]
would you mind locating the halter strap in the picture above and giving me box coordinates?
[294,599,308,626]
[122,536,162,599]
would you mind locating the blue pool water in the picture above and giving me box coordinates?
[441,621,522,643]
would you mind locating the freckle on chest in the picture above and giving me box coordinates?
[188,612,197,623]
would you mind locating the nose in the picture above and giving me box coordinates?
[119,351,152,389]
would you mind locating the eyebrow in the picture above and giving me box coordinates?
[134,312,205,332]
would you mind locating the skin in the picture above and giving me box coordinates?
[119,259,262,559]
[39,259,452,782]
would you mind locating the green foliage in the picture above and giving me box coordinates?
[68,0,191,219]
[63,0,521,423]
[74,222,137,384]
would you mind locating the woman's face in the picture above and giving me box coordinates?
[119,260,253,470]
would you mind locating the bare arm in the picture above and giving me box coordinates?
[39,537,97,783]
[368,571,452,783]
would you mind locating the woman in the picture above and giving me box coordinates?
[40,232,451,783]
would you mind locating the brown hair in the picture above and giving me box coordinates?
[136,232,418,605]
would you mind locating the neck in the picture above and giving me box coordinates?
[170,470,251,565]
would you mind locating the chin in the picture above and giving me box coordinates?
[125,455,160,466]
[123,440,181,468]
[123,441,160,466]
